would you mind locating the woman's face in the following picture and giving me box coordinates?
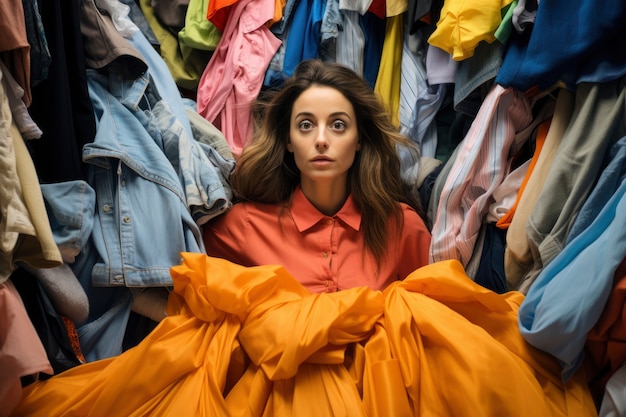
[287,85,360,190]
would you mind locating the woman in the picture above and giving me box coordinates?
[203,59,431,292]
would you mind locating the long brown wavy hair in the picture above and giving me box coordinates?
[231,59,425,267]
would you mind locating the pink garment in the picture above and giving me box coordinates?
[429,84,532,266]
[0,280,52,417]
[196,0,281,156]
[0,0,31,107]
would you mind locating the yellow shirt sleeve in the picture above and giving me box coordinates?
[428,0,515,60]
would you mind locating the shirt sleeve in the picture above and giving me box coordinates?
[398,206,432,279]
[202,204,249,266]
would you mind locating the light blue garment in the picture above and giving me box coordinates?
[319,0,341,62]
[73,239,133,362]
[150,97,233,225]
[52,25,233,361]
[336,10,364,76]
[40,180,95,264]
[40,179,133,361]
[128,29,233,223]
[399,25,446,159]
[519,167,626,381]
[126,25,194,143]
[84,69,204,288]
[320,0,340,44]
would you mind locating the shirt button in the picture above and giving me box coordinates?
[123,216,131,223]
[102,204,111,212]
[326,219,333,225]
[322,252,328,258]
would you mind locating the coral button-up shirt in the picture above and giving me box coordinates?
[203,187,431,292]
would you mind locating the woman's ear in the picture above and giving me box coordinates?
[286,141,294,152]
[356,142,361,151]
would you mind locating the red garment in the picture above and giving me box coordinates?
[207,0,283,34]
[368,0,386,19]
[203,187,431,292]
[585,257,626,398]
[206,0,236,32]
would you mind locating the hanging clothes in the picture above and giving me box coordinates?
[512,75,626,292]
[429,84,532,266]
[196,0,282,156]
[518,156,626,381]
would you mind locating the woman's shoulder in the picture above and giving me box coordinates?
[204,200,281,235]
[223,200,284,219]
[398,202,430,232]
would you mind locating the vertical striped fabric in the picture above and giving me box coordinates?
[429,84,532,266]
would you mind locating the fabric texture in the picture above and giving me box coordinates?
[11,253,597,416]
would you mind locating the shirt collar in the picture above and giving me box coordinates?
[290,186,362,232]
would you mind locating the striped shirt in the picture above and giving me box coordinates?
[429,84,532,266]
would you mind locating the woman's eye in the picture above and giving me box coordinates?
[298,120,313,130]
[331,120,346,131]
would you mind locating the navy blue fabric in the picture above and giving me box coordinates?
[475,223,508,294]
[496,0,626,91]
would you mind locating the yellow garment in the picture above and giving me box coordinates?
[374,15,403,127]
[385,0,408,17]
[139,0,212,91]
[12,254,597,416]
[428,0,514,60]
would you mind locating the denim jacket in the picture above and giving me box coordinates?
[84,68,214,287]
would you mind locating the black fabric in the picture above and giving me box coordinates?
[474,223,508,294]
[27,0,96,183]
[419,163,443,229]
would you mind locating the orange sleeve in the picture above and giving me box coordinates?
[202,204,249,266]
[398,206,432,279]
[496,118,550,229]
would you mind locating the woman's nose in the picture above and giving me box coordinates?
[315,131,329,149]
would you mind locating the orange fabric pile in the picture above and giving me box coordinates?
[12,253,597,416]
